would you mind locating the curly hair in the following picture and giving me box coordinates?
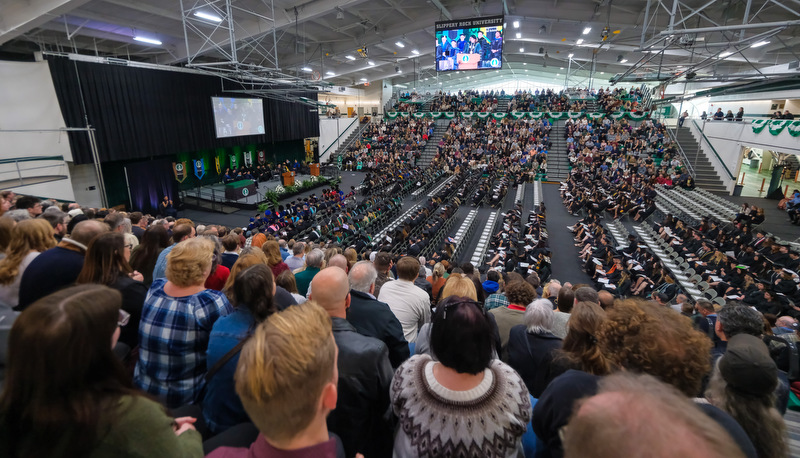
[505,280,537,306]
[598,299,712,397]
[560,301,611,376]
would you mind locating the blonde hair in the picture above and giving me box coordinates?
[261,240,283,267]
[165,237,214,287]
[441,274,477,301]
[432,262,446,282]
[343,247,358,269]
[235,302,335,442]
[223,251,268,292]
[0,219,55,285]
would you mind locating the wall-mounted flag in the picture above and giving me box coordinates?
[258,150,265,165]
[215,156,221,174]
[194,158,205,180]
[230,154,238,169]
[173,162,187,183]
[244,150,253,167]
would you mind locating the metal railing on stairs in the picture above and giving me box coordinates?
[665,126,695,179]
[691,120,735,181]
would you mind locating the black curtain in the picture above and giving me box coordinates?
[125,159,177,214]
[46,56,319,165]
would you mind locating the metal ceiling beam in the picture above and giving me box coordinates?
[428,0,453,20]
[0,0,93,45]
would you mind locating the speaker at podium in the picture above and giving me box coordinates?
[457,53,481,70]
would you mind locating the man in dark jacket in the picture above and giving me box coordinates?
[347,261,410,368]
[310,267,394,458]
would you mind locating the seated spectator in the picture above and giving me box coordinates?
[284,241,305,271]
[391,295,532,457]
[347,260,409,368]
[506,298,563,397]
[0,219,56,309]
[207,304,345,457]
[76,232,147,351]
[262,240,289,279]
[130,225,170,288]
[203,236,230,292]
[378,256,431,343]
[0,285,202,457]
[489,280,537,359]
[223,251,298,311]
[203,264,277,435]
[563,372,749,458]
[706,333,787,458]
[310,267,394,457]
[135,237,233,408]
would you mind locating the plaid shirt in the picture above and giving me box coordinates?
[484,293,509,311]
[135,278,233,408]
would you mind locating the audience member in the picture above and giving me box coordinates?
[0,219,55,309]
[378,256,431,343]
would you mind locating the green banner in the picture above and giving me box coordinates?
[492,112,507,119]
[610,112,626,120]
[567,111,582,119]
[444,112,456,119]
[788,121,800,137]
[588,112,605,119]
[510,111,527,119]
[385,112,399,119]
[412,112,426,118]
[627,112,648,121]
[547,112,565,120]
[768,119,790,135]
[430,112,443,118]
[461,112,474,118]
[751,119,768,133]
[529,112,544,119]
[476,112,491,119]
[400,112,410,118]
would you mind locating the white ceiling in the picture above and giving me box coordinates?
[2,0,799,90]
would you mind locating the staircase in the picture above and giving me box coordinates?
[328,121,370,163]
[420,118,449,166]
[497,97,510,112]
[674,127,727,193]
[547,120,570,181]
[584,99,599,112]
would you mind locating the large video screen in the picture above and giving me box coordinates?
[435,15,504,72]
[212,97,265,138]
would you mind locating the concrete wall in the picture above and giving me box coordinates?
[318,118,361,163]
[0,60,77,201]
[688,120,800,194]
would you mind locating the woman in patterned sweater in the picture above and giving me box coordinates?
[391,295,532,457]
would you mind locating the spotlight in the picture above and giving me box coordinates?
[583,27,592,35]
[513,20,520,28]
[336,9,344,20]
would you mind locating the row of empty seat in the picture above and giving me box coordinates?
[371,203,420,246]
[533,179,543,211]
[470,210,500,267]
[653,187,700,222]
[515,183,526,204]
[450,209,479,262]
[676,188,737,221]
[634,222,725,306]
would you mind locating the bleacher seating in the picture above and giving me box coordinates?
[470,210,500,267]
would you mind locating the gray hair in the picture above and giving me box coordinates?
[122,218,133,234]
[305,248,324,268]
[292,241,306,255]
[349,261,377,293]
[717,305,763,338]
[5,209,30,221]
[525,298,555,334]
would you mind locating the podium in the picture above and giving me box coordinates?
[282,171,295,186]
[225,179,256,200]
[309,163,320,176]
[456,53,481,70]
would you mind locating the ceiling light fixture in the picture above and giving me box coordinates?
[326,71,335,76]
[133,36,162,45]
[368,60,375,66]
[345,55,355,60]
[194,11,222,22]
[568,53,574,58]
[516,32,521,39]
[620,59,628,63]
[520,47,525,52]
[360,78,367,81]
[301,66,312,72]
[336,9,344,20]
[395,41,405,48]
[751,40,769,48]
[412,49,419,55]
[576,38,584,45]
[719,51,733,58]
[582,27,592,35]
[513,20,520,28]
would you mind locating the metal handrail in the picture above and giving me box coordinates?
[665,127,695,178]
[691,120,735,180]
[319,117,360,160]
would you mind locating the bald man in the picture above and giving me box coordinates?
[309,268,394,458]
[327,253,350,272]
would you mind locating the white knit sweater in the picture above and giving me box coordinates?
[390,354,532,458]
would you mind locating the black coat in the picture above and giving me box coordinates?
[506,326,563,398]
[328,317,394,458]
[347,290,410,368]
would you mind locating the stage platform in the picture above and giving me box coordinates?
[180,167,340,214]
